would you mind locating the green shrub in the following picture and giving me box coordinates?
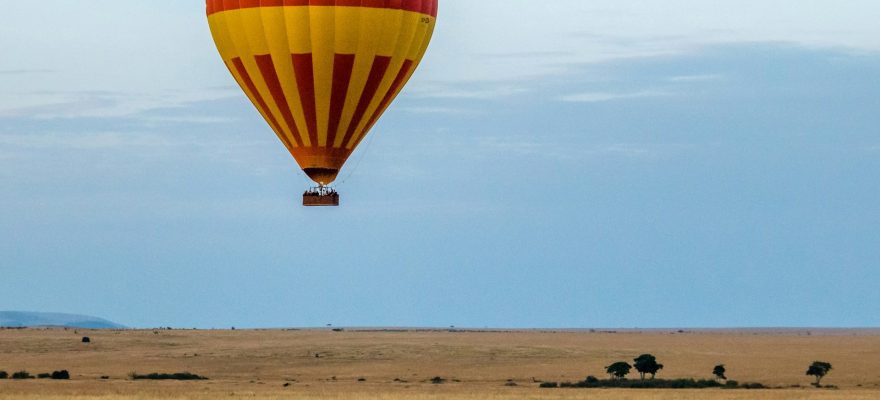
[0,371,7,379]
[51,370,70,380]
[542,376,763,390]
[130,372,207,380]
[741,382,767,389]
[11,371,34,380]
[606,362,632,379]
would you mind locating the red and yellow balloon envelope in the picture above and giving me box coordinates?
[206,0,438,193]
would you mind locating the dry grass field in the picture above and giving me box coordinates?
[1,328,879,399]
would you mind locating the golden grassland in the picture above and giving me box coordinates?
[3,390,880,400]
[1,327,879,399]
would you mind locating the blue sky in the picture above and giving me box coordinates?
[2,1,879,328]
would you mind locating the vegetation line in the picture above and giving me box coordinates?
[129,372,208,381]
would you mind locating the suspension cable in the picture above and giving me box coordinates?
[336,129,380,187]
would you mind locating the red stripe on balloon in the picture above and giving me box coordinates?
[206,0,438,17]
[327,54,356,147]
[359,59,414,145]
[255,54,305,148]
[230,57,296,151]
[292,54,319,147]
[340,55,391,148]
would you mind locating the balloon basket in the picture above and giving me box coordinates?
[303,187,340,207]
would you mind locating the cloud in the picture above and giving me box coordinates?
[482,51,573,60]
[0,131,178,150]
[667,74,725,82]
[138,115,239,125]
[389,132,694,163]
[421,0,880,87]
[559,90,671,103]
[0,69,54,75]
[407,83,528,100]
[474,138,694,162]
[0,87,241,119]
[397,106,481,115]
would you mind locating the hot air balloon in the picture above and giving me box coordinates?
[206,0,438,206]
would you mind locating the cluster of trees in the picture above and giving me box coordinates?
[129,372,208,381]
[591,354,834,388]
[606,354,664,380]
[540,377,766,389]
[0,370,69,380]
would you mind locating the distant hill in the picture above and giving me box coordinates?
[0,311,125,329]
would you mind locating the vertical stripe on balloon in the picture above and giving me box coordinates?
[255,54,305,147]
[292,53,319,147]
[327,54,356,148]
[340,55,391,149]
[230,57,297,151]
[356,59,414,148]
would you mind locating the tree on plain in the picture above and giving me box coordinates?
[606,362,632,380]
[806,361,832,387]
[713,364,727,381]
[633,354,664,380]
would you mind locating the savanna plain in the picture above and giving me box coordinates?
[1,328,879,399]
